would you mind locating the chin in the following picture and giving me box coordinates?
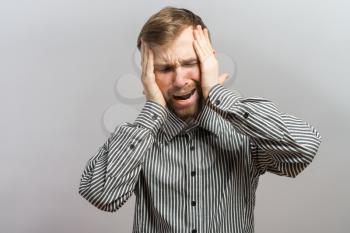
[173,101,202,120]
[177,110,196,120]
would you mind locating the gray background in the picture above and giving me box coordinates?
[1,0,349,232]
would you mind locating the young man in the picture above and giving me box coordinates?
[78,6,322,233]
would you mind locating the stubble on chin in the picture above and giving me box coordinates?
[167,94,204,121]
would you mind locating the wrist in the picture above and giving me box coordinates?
[202,84,218,101]
[146,95,166,108]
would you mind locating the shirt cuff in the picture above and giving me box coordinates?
[205,84,243,115]
[134,100,168,136]
[196,100,224,136]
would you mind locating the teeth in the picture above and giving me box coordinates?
[174,89,195,100]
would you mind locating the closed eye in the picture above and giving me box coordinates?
[182,62,198,68]
[157,62,197,73]
[184,62,197,66]
[158,67,173,73]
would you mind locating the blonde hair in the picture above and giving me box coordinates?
[136,6,211,51]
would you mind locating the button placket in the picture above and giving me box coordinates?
[187,131,199,232]
[188,133,196,184]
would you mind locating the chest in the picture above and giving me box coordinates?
[141,130,252,187]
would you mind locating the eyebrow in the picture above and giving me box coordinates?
[154,58,198,67]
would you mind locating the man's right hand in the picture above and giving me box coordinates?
[140,39,167,108]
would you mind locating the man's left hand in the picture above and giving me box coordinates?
[193,25,229,100]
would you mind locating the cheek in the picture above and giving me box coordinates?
[187,66,201,82]
[155,75,172,96]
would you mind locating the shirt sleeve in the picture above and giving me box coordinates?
[78,101,167,212]
[205,84,322,178]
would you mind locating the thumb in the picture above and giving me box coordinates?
[218,73,229,85]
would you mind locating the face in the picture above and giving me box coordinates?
[152,26,203,121]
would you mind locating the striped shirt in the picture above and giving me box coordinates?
[78,84,322,233]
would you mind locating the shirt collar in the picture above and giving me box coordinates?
[160,102,219,144]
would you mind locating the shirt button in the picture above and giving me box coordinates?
[129,144,135,150]
[191,201,196,206]
[191,171,196,177]
[190,145,195,151]
[243,112,249,118]
[192,229,197,233]
[214,99,221,105]
[152,114,158,120]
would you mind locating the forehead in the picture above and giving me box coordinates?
[153,26,197,65]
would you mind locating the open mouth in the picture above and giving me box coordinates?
[173,89,196,100]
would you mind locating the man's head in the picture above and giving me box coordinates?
[137,7,213,121]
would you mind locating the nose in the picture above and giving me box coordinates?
[173,66,188,88]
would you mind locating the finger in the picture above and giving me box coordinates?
[193,27,210,57]
[203,28,209,42]
[141,41,146,73]
[144,43,150,76]
[194,27,206,50]
[144,42,148,65]
[203,28,214,51]
[196,25,205,40]
[218,73,229,84]
[195,26,212,56]
[147,46,154,75]
[193,39,205,62]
